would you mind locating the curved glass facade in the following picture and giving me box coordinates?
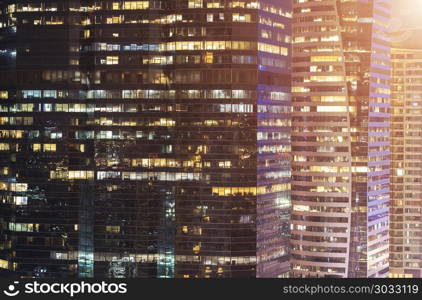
[291,0,391,278]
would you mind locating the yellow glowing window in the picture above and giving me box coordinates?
[294,36,305,43]
[205,41,226,50]
[106,16,122,24]
[312,96,346,102]
[0,143,9,151]
[257,184,290,194]
[212,187,257,196]
[143,56,172,64]
[292,87,309,93]
[83,29,91,38]
[258,42,288,56]
[123,1,149,10]
[218,161,232,168]
[352,166,368,173]
[321,35,339,42]
[204,52,213,64]
[310,76,344,82]
[233,13,251,22]
[231,1,256,8]
[193,244,201,253]
[106,225,120,233]
[149,118,175,126]
[45,18,64,25]
[188,0,203,8]
[311,56,342,62]
[10,183,28,192]
[1,167,7,175]
[0,182,7,190]
[33,144,41,152]
[293,205,309,212]
[43,144,56,152]
[68,171,94,180]
[106,56,119,65]
[207,1,221,8]
[0,259,8,269]
[0,91,7,99]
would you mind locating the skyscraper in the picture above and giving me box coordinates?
[390,46,422,278]
[0,0,291,278]
[291,0,391,277]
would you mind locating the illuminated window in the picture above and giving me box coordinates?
[0,91,7,99]
[258,42,288,56]
[207,1,221,8]
[106,56,119,65]
[10,183,27,192]
[43,144,57,152]
[188,0,203,8]
[310,76,344,82]
[316,106,347,112]
[106,225,121,233]
[123,1,149,10]
[106,16,122,24]
[212,187,258,196]
[293,205,309,212]
[83,29,91,38]
[233,13,251,22]
[193,244,201,254]
[14,196,27,205]
[8,222,37,232]
[68,171,94,180]
[218,161,232,168]
[22,90,41,98]
[311,96,346,102]
[1,167,7,175]
[204,52,213,64]
[0,259,8,269]
[310,56,342,62]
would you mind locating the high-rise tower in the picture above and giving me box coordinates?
[291,0,391,278]
[390,46,422,278]
[0,0,291,278]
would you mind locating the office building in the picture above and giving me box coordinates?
[0,0,291,278]
[390,46,422,278]
[291,0,391,278]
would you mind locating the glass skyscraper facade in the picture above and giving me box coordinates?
[291,0,391,278]
[390,47,422,278]
[0,0,291,278]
